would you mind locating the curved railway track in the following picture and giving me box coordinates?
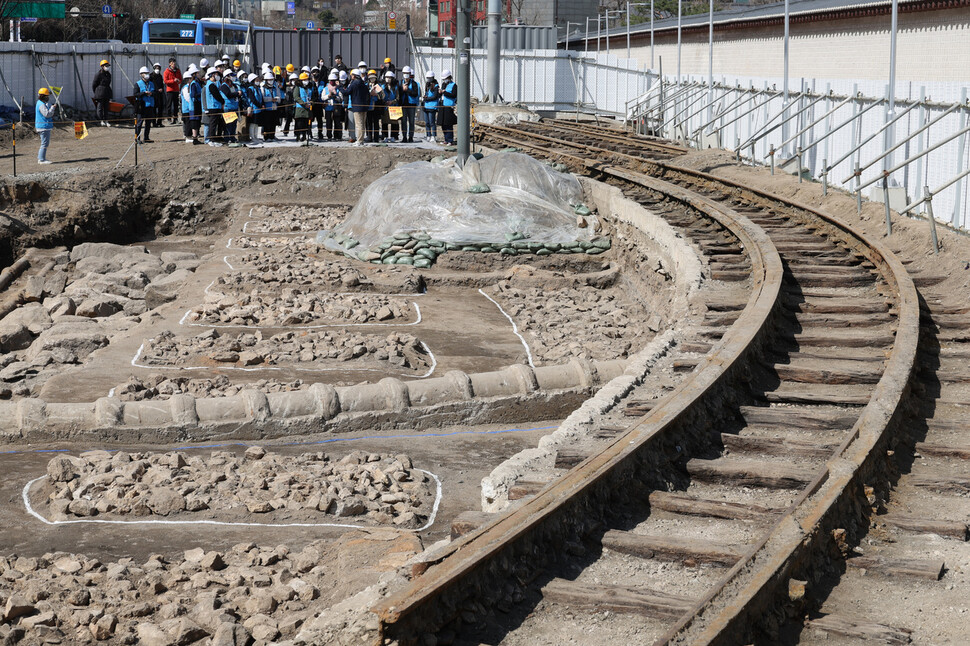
[370,120,919,645]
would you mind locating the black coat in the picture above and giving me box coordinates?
[92,69,112,101]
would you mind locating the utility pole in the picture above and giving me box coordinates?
[486,0,501,102]
[456,0,471,165]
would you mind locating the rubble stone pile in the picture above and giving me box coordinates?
[246,205,350,233]
[112,374,311,401]
[41,448,435,528]
[140,329,430,371]
[485,283,650,363]
[0,538,366,645]
[186,291,413,327]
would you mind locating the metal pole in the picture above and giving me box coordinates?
[822,158,828,194]
[707,0,713,127]
[627,2,631,59]
[882,175,893,235]
[11,123,15,177]
[456,0,471,166]
[782,0,790,152]
[486,0,501,102]
[650,0,655,69]
[676,0,682,83]
[585,17,589,55]
[924,188,940,254]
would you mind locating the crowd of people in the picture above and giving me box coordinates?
[82,53,458,149]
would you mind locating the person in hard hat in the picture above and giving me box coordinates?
[339,70,353,141]
[357,60,368,78]
[438,69,457,146]
[293,72,313,142]
[149,63,165,128]
[343,68,370,146]
[244,72,264,144]
[380,57,395,78]
[163,58,182,125]
[220,70,240,144]
[422,70,439,142]
[398,66,420,144]
[35,87,55,165]
[285,63,295,75]
[282,72,298,138]
[200,57,209,70]
[379,70,399,143]
[260,71,282,141]
[180,67,203,144]
[233,59,242,74]
[366,70,384,143]
[310,67,325,140]
[92,59,112,127]
[321,71,344,141]
[134,66,156,143]
[202,67,224,145]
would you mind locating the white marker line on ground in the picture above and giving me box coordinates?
[478,288,535,368]
[224,256,236,270]
[203,279,217,295]
[180,301,422,330]
[128,334,436,379]
[22,469,443,532]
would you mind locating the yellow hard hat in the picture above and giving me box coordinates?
[233,59,241,67]
[368,69,377,76]
[99,59,109,66]
[285,63,295,73]
[384,57,391,64]
[38,87,50,96]
[273,66,282,74]
[299,72,309,80]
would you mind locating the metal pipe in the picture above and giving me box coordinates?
[651,0,655,69]
[856,120,970,193]
[710,87,780,136]
[843,102,962,183]
[627,2,631,59]
[486,0,501,102]
[585,18,589,55]
[737,92,822,154]
[900,168,970,216]
[684,85,728,135]
[952,88,969,225]
[692,84,750,135]
[777,93,852,151]
[925,189,940,254]
[882,175,893,235]
[821,97,895,174]
[456,0,471,166]
[707,0,713,126]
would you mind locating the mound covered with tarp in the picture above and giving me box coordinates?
[323,152,610,267]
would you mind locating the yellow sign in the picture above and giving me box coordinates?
[50,86,63,96]
[222,111,238,124]
[389,18,396,29]
[74,121,88,139]
[388,106,403,120]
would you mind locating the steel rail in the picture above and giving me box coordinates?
[544,118,690,154]
[372,133,785,643]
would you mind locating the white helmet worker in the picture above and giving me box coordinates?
[288,73,298,80]
[357,60,367,68]
[248,73,259,83]
[328,71,338,81]
[425,70,435,78]
[182,70,193,80]
[138,66,150,75]
[402,66,413,75]
[200,57,209,68]
[263,71,274,80]
[186,63,199,74]
[207,67,219,77]
[301,65,310,72]
[339,71,348,81]
[442,69,452,79]
[384,70,395,79]
[350,68,360,77]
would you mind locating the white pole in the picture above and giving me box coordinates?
[627,2,631,59]
[650,0,655,70]
[782,0,790,153]
[676,0,682,83]
[884,0,899,184]
[708,0,714,129]
[585,17,589,55]
[606,12,610,55]
[597,14,601,54]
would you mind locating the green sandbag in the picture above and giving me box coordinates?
[544,243,561,252]
[413,258,432,268]
[414,233,431,241]
[586,247,606,255]
[574,205,592,216]
[480,246,496,253]
[344,240,359,249]
[394,232,412,240]
[396,256,415,265]
[593,237,612,249]
[499,248,517,255]
[461,246,479,252]
[505,232,525,242]
[359,251,381,262]
[467,183,491,194]
[557,248,575,254]
[536,248,553,256]
[416,248,437,259]
[382,257,398,264]
[511,241,530,250]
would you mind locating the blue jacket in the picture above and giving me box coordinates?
[321,83,341,111]
[203,79,223,111]
[246,85,263,113]
[220,79,239,110]
[35,99,54,130]
[399,79,420,106]
[136,79,155,107]
[344,78,370,112]
[440,80,457,107]
[423,82,439,110]
[381,81,397,105]
[261,84,281,110]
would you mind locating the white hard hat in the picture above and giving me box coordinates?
[328,71,338,80]
[261,62,270,69]
[402,66,413,74]
[207,67,219,77]
[262,71,274,80]
[301,65,310,72]
[139,66,150,74]
[339,71,348,81]
[200,58,209,67]
[350,68,360,76]
[223,69,235,77]
[187,63,199,74]
[358,61,367,67]
[182,71,192,79]
[425,70,435,78]
[152,62,161,68]
[221,54,230,60]
[384,70,395,78]
[248,73,258,82]
[442,69,452,78]
[288,73,297,80]
[216,59,227,66]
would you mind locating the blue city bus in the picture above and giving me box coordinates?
[142,18,266,45]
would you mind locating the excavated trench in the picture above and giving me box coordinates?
[0,147,704,646]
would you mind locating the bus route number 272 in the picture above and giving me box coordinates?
[180,29,194,38]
